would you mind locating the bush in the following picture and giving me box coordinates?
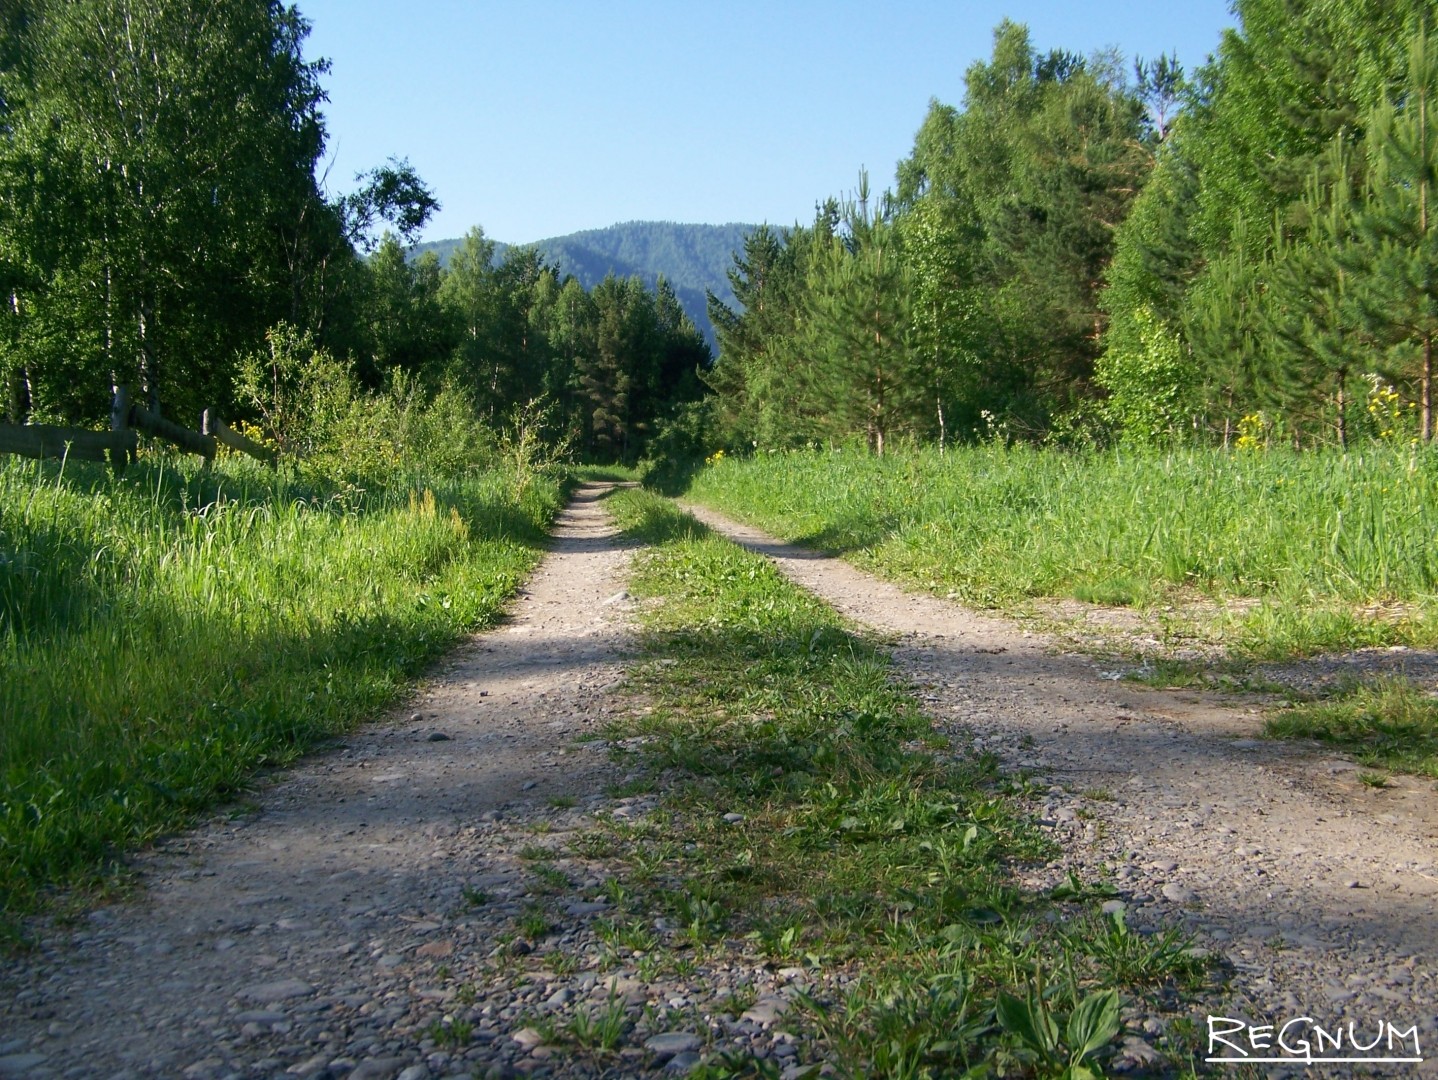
[236,322,499,483]
[639,398,715,495]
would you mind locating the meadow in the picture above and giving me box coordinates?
[0,453,562,915]
[686,444,1438,654]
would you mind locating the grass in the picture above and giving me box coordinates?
[0,452,563,916]
[1265,678,1438,777]
[599,487,1211,1078]
[684,444,1438,657]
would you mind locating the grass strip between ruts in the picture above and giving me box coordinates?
[600,486,1215,1079]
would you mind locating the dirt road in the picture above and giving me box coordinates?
[4,484,1436,1078]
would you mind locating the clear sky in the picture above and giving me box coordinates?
[297,1,1235,246]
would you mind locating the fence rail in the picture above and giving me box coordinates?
[0,385,275,470]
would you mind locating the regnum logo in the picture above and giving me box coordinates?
[1207,1015,1423,1066]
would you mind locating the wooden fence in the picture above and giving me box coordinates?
[0,385,275,470]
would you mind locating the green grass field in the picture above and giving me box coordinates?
[686,444,1438,651]
[0,454,562,916]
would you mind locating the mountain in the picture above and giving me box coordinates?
[410,220,758,350]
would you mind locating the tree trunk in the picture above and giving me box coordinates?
[1336,369,1347,451]
[1425,333,1434,443]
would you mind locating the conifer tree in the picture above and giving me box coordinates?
[806,178,925,455]
[1347,27,1438,442]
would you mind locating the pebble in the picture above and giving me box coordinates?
[644,1033,701,1058]
[348,1058,412,1080]
[511,1028,544,1050]
[0,1055,49,1075]
[741,998,789,1025]
[1160,884,1196,904]
[237,979,313,1004]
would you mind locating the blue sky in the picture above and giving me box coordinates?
[298,1,1235,245]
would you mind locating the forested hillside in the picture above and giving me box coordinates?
[0,2,709,464]
[704,2,1438,454]
[410,221,757,350]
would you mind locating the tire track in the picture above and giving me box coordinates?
[683,499,1438,1072]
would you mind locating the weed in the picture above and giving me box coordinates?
[1065,909,1206,989]
[548,795,577,809]
[461,885,490,908]
[543,950,579,976]
[529,863,570,892]
[690,1052,784,1079]
[996,971,1121,1078]
[567,991,630,1052]
[1266,678,1438,776]
[570,832,621,859]
[606,777,656,798]
[1049,871,1118,902]
[518,905,551,940]
[426,1017,473,1049]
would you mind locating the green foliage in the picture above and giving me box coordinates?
[706,21,1150,447]
[598,488,1188,1077]
[1093,306,1196,444]
[0,0,332,421]
[414,220,755,350]
[639,398,716,495]
[1266,677,1438,777]
[997,976,1120,1078]
[234,322,497,483]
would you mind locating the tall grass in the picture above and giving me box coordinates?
[686,444,1438,653]
[0,453,562,913]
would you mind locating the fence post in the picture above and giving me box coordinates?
[110,383,132,472]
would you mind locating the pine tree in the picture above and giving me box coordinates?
[1347,27,1438,442]
[806,180,925,455]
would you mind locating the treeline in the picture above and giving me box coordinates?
[706,1,1438,452]
[0,0,706,463]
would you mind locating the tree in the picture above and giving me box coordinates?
[806,179,925,455]
[364,235,454,384]
[889,20,1150,436]
[704,220,820,448]
[0,0,332,421]
[1347,27,1438,442]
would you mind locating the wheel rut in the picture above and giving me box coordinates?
[682,500,1438,1065]
[1,482,637,1079]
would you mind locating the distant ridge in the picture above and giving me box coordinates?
[410,220,759,349]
